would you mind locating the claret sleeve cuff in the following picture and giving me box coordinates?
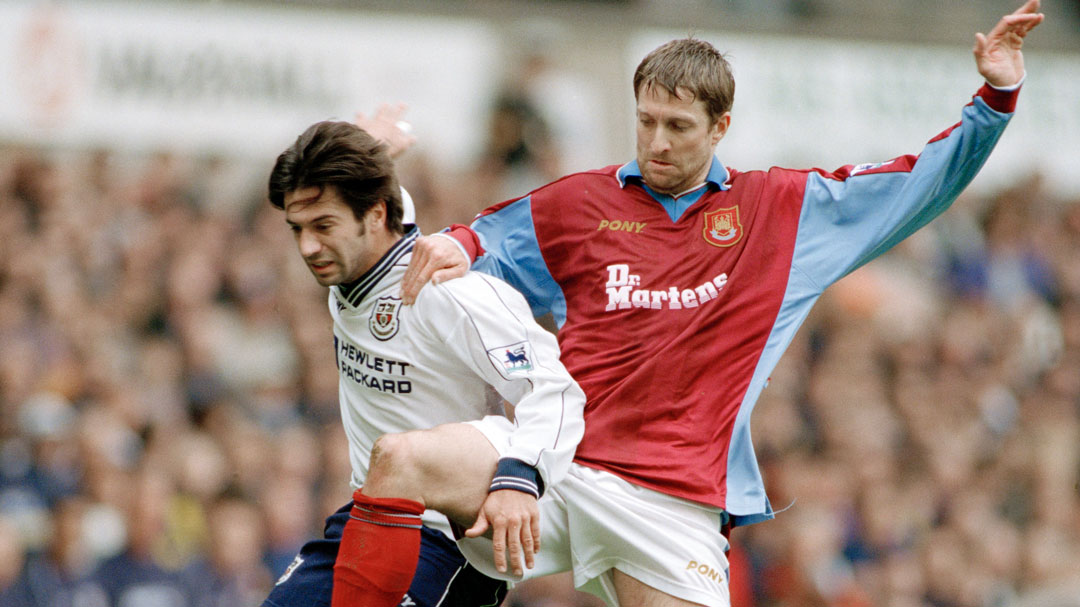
[977,76,1023,114]
[438,224,484,263]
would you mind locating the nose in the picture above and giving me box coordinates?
[297,229,322,258]
[649,128,672,156]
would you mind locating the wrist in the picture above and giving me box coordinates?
[443,224,484,262]
[986,71,1025,92]
[976,80,1021,114]
[430,232,471,270]
[489,458,544,499]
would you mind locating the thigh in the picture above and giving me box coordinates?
[612,570,705,607]
[368,421,500,526]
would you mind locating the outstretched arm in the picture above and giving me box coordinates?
[974,0,1044,88]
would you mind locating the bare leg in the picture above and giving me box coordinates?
[363,422,499,526]
[613,570,708,607]
[331,423,500,607]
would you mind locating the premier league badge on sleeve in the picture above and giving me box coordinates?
[369,296,402,341]
[703,206,743,248]
[487,341,535,379]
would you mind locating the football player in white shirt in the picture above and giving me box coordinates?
[261,120,585,607]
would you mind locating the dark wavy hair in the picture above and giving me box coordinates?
[267,121,403,233]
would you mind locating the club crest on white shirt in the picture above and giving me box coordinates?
[370,296,402,341]
[487,341,534,378]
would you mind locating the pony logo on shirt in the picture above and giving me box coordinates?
[487,341,534,378]
[703,207,742,248]
[369,296,402,341]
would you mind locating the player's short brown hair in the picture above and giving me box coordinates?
[267,121,403,233]
[633,38,735,123]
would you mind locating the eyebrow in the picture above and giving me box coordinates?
[286,214,337,227]
[637,111,696,125]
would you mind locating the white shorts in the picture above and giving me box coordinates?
[462,419,731,607]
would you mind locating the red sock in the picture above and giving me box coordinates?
[332,489,425,607]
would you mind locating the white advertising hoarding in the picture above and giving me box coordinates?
[1,3,1076,196]
[0,2,500,167]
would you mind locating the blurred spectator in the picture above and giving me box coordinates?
[0,515,31,605]
[261,476,317,578]
[448,24,608,223]
[187,495,273,607]
[451,88,563,223]
[92,466,197,607]
[943,177,1058,311]
[20,498,109,607]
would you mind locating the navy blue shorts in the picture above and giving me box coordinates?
[263,502,507,607]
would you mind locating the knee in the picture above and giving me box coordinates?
[370,433,408,474]
[365,432,430,499]
[368,432,424,481]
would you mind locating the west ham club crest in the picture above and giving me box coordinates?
[703,206,743,248]
[369,296,402,341]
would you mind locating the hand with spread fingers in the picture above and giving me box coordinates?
[399,235,469,304]
[464,489,541,577]
[974,0,1044,88]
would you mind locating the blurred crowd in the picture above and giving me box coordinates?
[2,93,1080,607]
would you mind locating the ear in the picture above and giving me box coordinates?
[366,200,387,230]
[711,112,732,146]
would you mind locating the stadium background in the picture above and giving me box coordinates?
[1,1,1079,605]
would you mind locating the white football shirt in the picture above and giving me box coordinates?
[329,227,585,535]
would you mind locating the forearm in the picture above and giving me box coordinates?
[498,369,586,492]
[796,83,1020,287]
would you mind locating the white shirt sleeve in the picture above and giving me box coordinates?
[411,272,585,490]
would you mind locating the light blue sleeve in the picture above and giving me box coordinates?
[471,196,569,326]
[793,93,1014,290]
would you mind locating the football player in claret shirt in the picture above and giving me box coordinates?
[396,2,1045,606]
[260,120,585,607]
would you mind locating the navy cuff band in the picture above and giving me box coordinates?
[489,458,544,498]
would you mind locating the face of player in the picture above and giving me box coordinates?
[635,84,730,196]
[284,186,393,287]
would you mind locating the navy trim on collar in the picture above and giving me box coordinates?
[616,157,730,192]
[334,225,419,308]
